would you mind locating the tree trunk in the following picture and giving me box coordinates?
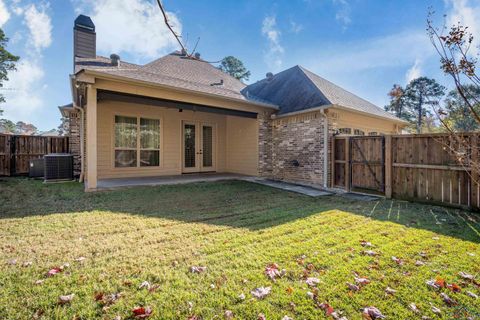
[417,97,423,134]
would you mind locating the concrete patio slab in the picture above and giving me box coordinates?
[96,173,332,197]
[96,173,246,190]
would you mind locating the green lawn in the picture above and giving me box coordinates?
[0,178,479,320]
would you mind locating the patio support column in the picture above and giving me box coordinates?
[86,85,97,190]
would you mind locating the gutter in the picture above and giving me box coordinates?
[78,69,279,111]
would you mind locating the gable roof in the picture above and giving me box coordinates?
[74,53,278,109]
[243,65,402,122]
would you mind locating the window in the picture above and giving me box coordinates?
[354,129,365,136]
[140,118,160,167]
[115,116,137,167]
[114,116,160,168]
[337,128,352,135]
[368,132,378,136]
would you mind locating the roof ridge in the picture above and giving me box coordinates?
[299,66,393,114]
[141,52,247,87]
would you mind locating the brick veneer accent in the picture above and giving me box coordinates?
[67,111,82,177]
[259,111,332,186]
[258,111,273,177]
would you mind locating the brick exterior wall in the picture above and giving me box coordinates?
[259,111,330,187]
[67,110,82,177]
[258,111,273,177]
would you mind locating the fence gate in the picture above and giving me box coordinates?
[350,136,385,194]
[0,134,69,176]
[332,136,385,194]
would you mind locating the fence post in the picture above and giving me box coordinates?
[385,135,392,199]
[345,137,351,192]
[471,134,479,209]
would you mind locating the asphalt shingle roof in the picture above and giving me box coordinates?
[243,65,401,121]
[75,53,277,108]
[75,53,401,121]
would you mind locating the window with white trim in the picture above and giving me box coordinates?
[114,116,160,168]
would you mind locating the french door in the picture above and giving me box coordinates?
[182,121,216,173]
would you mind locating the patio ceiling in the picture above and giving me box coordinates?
[97,90,258,119]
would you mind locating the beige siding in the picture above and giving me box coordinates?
[96,100,228,179]
[328,107,402,134]
[225,116,259,176]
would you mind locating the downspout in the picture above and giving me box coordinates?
[321,110,329,188]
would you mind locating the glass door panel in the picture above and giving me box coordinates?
[183,123,197,171]
[202,125,213,168]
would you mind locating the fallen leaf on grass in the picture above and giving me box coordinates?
[7,259,17,265]
[132,306,152,319]
[94,292,121,306]
[362,250,378,256]
[447,283,461,293]
[58,294,74,305]
[139,281,151,290]
[265,263,281,281]
[440,292,457,306]
[385,287,397,295]
[415,261,425,266]
[224,310,233,319]
[281,316,293,320]
[286,286,294,295]
[360,240,373,247]
[251,286,271,299]
[257,313,266,320]
[74,256,86,263]
[431,305,441,315]
[361,306,386,319]
[426,279,440,290]
[409,303,419,313]
[391,256,404,265]
[22,261,32,267]
[458,271,475,281]
[306,277,320,287]
[190,266,207,273]
[347,282,360,291]
[47,267,62,277]
[466,291,478,299]
[435,276,446,288]
[238,293,245,300]
[32,309,44,320]
[318,302,334,316]
[355,277,370,286]
[35,279,44,285]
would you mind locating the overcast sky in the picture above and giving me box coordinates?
[0,0,479,131]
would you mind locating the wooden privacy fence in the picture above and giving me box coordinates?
[332,133,480,210]
[0,134,69,176]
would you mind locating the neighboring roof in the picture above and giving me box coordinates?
[39,129,61,137]
[243,65,403,122]
[74,52,278,109]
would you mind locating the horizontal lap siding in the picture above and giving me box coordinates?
[96,101,227,179]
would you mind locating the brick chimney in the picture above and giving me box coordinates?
[73,15,96,60]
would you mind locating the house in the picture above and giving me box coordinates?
[62,15,406,191]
